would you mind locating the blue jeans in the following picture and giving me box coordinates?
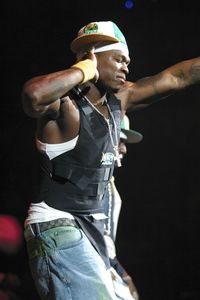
[24,223,116,300]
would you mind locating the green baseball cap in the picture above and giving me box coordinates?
[70,21,127,53]
[121,115,143,143]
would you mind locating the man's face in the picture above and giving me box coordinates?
[96,50,130,93]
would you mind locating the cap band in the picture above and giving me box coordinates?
[94,42,129,57]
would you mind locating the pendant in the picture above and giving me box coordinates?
[114,146,122,167]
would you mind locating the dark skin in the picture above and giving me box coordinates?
[22,48,200,145]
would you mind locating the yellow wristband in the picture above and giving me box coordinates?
[71,59,96,84]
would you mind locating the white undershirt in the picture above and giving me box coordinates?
[25,136,107,227]
[36,136,79,160]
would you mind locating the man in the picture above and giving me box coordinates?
[104,115,142,300]
[22,20,200,300]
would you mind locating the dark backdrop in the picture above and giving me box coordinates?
[2,1,200,299]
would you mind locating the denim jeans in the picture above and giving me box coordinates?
[24,224,116,300]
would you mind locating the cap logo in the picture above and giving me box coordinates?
[84,23,98,34]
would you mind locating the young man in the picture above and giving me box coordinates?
[22,21,200,299]
[104,115,142,300]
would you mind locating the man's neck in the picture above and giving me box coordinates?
[81,82,107,105]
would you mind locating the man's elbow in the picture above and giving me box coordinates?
[21,88,44,118]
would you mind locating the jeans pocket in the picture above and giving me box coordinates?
[41,225,83,250]
[26,226,83,297]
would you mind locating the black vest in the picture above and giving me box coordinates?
[34,93,121,215]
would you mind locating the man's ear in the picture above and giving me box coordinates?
[76,47,95,62]
[76,51,85,62]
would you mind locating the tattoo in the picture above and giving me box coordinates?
[189,63,200,82]
[171,69,187,89]
[140,75,160,95]
[151,79,160,95]
[175,69,186,81]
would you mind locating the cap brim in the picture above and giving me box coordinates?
[70,34,119,53]
[121,129,143,143]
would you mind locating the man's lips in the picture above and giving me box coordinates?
[116,75,126,83]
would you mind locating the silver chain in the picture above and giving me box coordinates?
[74,88,121,167]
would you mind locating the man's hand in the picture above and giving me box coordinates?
[76,48,99,82]
[110,266,139,300]
[122,273,139,300]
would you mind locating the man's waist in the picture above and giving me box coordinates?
[24,217,78,241]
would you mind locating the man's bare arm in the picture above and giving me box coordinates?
[21,68,85,118]
[21,50,98,118]
[119,57,200,111]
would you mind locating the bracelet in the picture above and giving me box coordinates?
[71,59,96,84]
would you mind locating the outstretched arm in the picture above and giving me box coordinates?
[119,57,200,111]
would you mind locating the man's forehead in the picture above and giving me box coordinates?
[113,50,130,63]
[98,49,130,63]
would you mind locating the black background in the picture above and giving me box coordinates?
[1,0,200,299]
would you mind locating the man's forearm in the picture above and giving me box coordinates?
[168,57,200,89]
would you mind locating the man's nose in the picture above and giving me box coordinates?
[122,63,129,75]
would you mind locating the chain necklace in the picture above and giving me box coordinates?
[105,105,121,167]
[73,87,121,167]
[106,181,113,236]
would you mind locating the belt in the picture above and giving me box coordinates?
[24,218,78,241]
